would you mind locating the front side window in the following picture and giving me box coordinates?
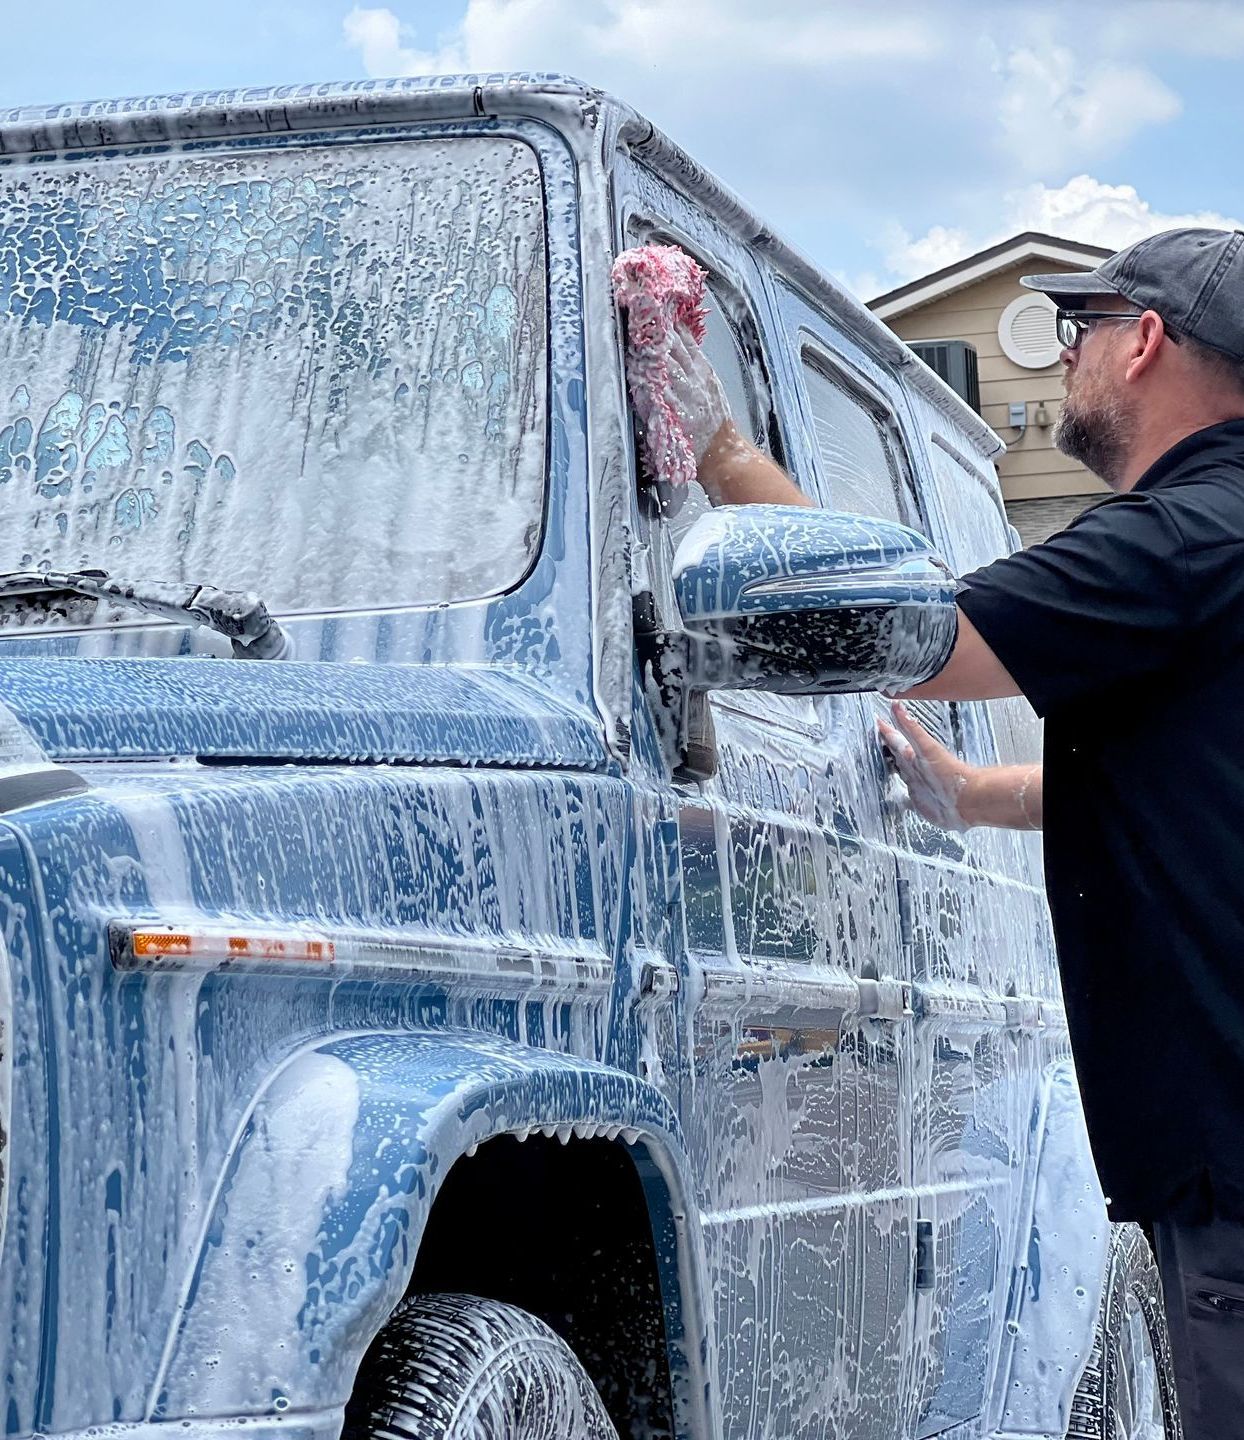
[650,282,780,549]
[701,289,771,454]
[0,136,548,617]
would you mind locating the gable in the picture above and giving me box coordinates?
[870,233,1112,321]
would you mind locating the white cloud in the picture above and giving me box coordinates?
[342,7,466,75]
[340,1,1240,299]
[1009,174,1243,246]
[992,42,1180,173]
[879,174,1244,288]
[880,222,972,281]
[343,3,1179,175]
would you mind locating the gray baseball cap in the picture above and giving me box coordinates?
[1021,227,1244,361]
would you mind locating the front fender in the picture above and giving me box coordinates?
[151,1031,702,1424]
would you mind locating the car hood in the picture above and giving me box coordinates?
[0,658,606,769]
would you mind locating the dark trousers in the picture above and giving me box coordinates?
[1153,1214,1244,1439]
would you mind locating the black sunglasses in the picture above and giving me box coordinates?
[1055,308,1181,350]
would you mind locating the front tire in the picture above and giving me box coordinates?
[1068,1223,1182,1440]
[344,1292,621,1440]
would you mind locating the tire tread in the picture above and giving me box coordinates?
[1067,1223,1182,1440]
[345,1291,620,1440]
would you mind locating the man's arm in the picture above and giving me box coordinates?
[900,609,1023,702]
[665,329,812,507]
[879,701,1043,831]
[696,420,814,508]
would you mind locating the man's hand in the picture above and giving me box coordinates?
[878,701,974,831]
[878,700,1043,831]
[666,326,812,508]
[667,328,730,464]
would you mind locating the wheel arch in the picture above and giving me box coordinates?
[151,1031,713,1435]
[986,1058,1111,1439]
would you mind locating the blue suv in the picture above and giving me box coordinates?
[0,75,1176,1440]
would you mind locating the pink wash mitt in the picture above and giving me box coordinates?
[612,244,709,487]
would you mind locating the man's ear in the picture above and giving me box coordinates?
[1124,311,1168,383]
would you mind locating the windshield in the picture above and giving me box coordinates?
[0,135,548,617]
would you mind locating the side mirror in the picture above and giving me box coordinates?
[673,504,958,695]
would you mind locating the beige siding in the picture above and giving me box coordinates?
[887,259,1110,509]
[1007,494,1102,546]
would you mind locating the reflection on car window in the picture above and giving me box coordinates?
[801,353,909,525]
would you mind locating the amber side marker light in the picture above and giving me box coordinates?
[109,921,617,992]
[121,925,336,968]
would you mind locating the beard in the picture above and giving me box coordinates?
[1053,391,1131,490]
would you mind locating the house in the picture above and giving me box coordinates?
[869,232,1113,545]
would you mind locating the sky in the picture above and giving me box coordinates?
[3,0,1243,300]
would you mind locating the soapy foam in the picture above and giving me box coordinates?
[0,138,547,616]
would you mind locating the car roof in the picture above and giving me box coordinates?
[0,72,1002,461]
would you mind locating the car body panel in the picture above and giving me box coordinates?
[153,1030,698,1420]
[0,659,605,768]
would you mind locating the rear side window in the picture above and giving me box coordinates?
[932,438,1043,767]
[801,352,908,523]
[930,443,1010,573]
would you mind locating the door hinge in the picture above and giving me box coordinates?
[915,1217,935,1291]
[637,958,679,998]
[856,978,914,1023]
[896,874,914,958]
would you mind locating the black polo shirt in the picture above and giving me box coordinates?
[958,418,1244,1223]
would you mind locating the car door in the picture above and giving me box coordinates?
[900,429,1057,1437]
[615,158,919,1440]
[770,274,1037,1437]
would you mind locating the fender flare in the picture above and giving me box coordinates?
[986,1058,1110,1440]
[149,1031,712,1433]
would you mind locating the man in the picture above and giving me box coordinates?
[668,229,1244,1438]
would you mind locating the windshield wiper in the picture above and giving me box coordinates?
[0,569,294,660]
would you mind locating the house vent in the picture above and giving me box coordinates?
[998,293,1061,369]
